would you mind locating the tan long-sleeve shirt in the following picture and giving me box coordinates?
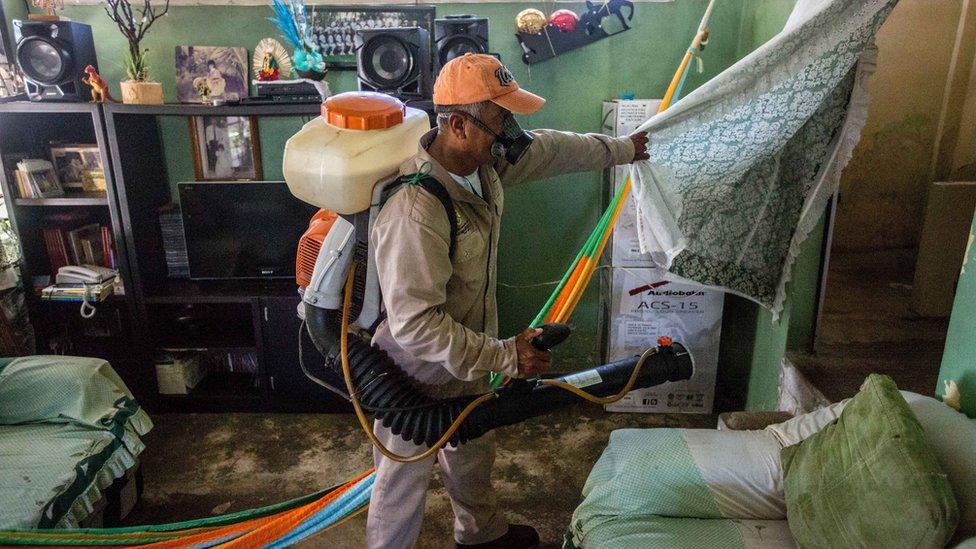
[369,128,635,396]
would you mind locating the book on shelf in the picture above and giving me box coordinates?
[67,223,102,266]
[40,281,114,302]
[40,213,116,273]
[9,155,107,200]
[100,226,115,269]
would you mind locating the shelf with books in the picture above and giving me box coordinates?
[39,211,121,274]
[0,105,140,396]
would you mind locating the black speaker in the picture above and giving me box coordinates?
[434,15,489,74]
[356,27,431,101]
[13,20,97,101]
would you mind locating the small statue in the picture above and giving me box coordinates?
[193,77,212,103]
[258,52,281,81]
[29,0,63,21]
[82,65,116,103]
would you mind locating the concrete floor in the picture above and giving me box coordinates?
[122,404,714,547]
[121,248,946,547]
[789,248,948,401]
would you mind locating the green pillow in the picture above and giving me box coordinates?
[782,374,959,548]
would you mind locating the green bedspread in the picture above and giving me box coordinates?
[0,355,152,529]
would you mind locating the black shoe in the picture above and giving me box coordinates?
[456,524,540,549]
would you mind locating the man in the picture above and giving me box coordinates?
[367,53,649,548]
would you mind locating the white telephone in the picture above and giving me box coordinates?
[56,265,116,285]
[54,265,117,319]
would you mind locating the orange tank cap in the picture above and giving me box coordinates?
[322,91,405,130]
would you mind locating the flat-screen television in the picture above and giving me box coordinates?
[179,181,318,280]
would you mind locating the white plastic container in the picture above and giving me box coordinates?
[283,92,430,214]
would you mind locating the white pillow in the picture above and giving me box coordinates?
[901,392,976,543]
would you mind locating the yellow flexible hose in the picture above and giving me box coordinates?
[340,262,497,463]
[338,263,665,462]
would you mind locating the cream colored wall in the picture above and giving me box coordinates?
[940,1,976,181]
[833,0,970,251]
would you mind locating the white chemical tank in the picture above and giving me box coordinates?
[283,91,430,214]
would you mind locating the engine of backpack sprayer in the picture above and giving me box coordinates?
[283,91,695,450]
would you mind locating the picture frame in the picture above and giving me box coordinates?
[49,144,105,192]
[307,5,436,71]
[189,115,262,181]
[16,159,63,199]
[175,46,249,104]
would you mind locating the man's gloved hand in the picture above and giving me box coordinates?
[515,327,551,378]
[630,131,649,162]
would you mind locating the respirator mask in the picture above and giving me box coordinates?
[487,113,533,164]
[446,110,535,165]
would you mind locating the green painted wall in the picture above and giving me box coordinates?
[716,0,801,410]
[787,215,826,351]
[32,0,750,371]
[5,0,823,408]
[937,209,976,417]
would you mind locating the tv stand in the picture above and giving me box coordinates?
[99,102,348,412]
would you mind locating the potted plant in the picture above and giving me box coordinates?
[105,0,169,104]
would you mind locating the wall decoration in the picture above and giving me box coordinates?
[189,116,262,181]
[516,0,635,65]
[175,46,248,103]
[253,37,293,81]
[49,144,105,192]
[549,9,579,32]
[306,5,435,71]
[268,0,325,80]
[515,8,546,35]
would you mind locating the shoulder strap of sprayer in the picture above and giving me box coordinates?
[379,173,457,260]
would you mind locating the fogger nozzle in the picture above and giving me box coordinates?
[305,306,693,447]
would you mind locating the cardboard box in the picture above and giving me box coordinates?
[609,175,653,267]
[604,267,723,413]
[602,99,662,137]
[601,100,661,268]
[154,354,205,395]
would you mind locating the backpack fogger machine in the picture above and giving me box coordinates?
[283,92,694,462]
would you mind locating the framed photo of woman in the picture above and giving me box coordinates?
[189,115,262,181]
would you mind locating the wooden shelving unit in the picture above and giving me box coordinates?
[0,100,346,412]
[104,102,322,117]
[0,102,138,389]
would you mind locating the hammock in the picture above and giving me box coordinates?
[0,470,375,547]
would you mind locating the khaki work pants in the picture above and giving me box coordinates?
[365,420,508,548]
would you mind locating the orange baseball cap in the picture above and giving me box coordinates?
[433,53,545,115]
